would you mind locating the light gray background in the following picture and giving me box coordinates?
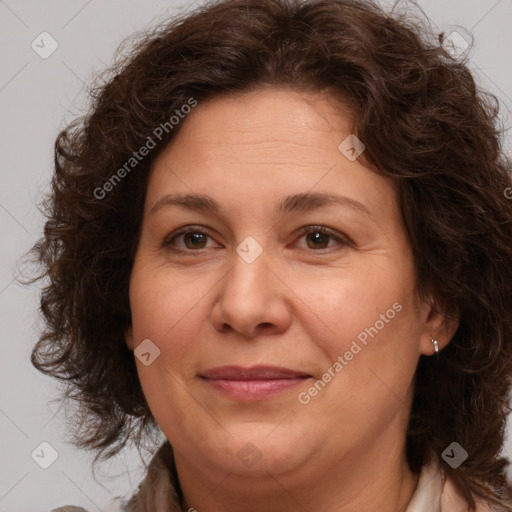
[1,1,511,511]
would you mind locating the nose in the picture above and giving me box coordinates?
[210,244,292,338]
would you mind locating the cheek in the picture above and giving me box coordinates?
[127,265,212,421]
[306,270,421,413]
[327,289,420,399]
[129,260,210,346]
[301,281,420,431]
[128,266,205,433]
[294,264,414,357]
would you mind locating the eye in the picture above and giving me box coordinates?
[293,225,350,251]
[162,226,219,252]
[162,225,351,253]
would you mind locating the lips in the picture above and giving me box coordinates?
[201,365,310,380]
[199,365,311,401]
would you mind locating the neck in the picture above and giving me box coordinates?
[174,433,419,512]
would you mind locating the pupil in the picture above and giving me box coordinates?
[186,233,205,248]
[309,232,328,248]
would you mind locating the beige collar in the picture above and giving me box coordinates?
[121,441,182,512]
[118,441,486,512]
[405,460,444,512]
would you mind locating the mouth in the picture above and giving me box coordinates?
[199,365,312,401]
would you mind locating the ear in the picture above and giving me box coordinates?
[418,298,459,356]
[125,326,135,351]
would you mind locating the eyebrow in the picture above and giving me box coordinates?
[149,192,374,218]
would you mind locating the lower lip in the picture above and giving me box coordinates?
[202,377,309,401]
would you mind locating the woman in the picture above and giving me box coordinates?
[30,0,512,510]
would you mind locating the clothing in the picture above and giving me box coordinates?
[51,440,493,512]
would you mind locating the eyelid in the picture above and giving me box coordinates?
[162,225,219,249]
[294,225,353,248]
[162,224,352,252]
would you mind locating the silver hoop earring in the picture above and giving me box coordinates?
[431,337,439,354]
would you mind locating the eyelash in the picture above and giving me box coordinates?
[162,225,352,254]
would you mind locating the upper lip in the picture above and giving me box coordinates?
[200,365,311,380]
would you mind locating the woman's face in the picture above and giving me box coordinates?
[126,88,451,482]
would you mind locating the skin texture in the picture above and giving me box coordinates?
[125,88,458,512]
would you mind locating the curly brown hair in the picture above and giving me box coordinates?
[26,0,512,509]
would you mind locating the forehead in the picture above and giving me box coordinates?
[168,87,356,155]
[146,87,397,224]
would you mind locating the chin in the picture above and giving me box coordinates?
[210,425,312,476]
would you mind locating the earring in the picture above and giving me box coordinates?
[431,337,439,354]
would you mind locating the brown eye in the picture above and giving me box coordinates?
[162,225,350,254]
[305,230,331,249]
[296,226,350,251]
[163,227,217,252]
[181,232,208,249]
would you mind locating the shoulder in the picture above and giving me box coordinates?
[50,507,90,512]
[441,471,495,512]
[120,441,182,512]
[50,442,179,512]
[407,460,497,512]
[51,502,125,512]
